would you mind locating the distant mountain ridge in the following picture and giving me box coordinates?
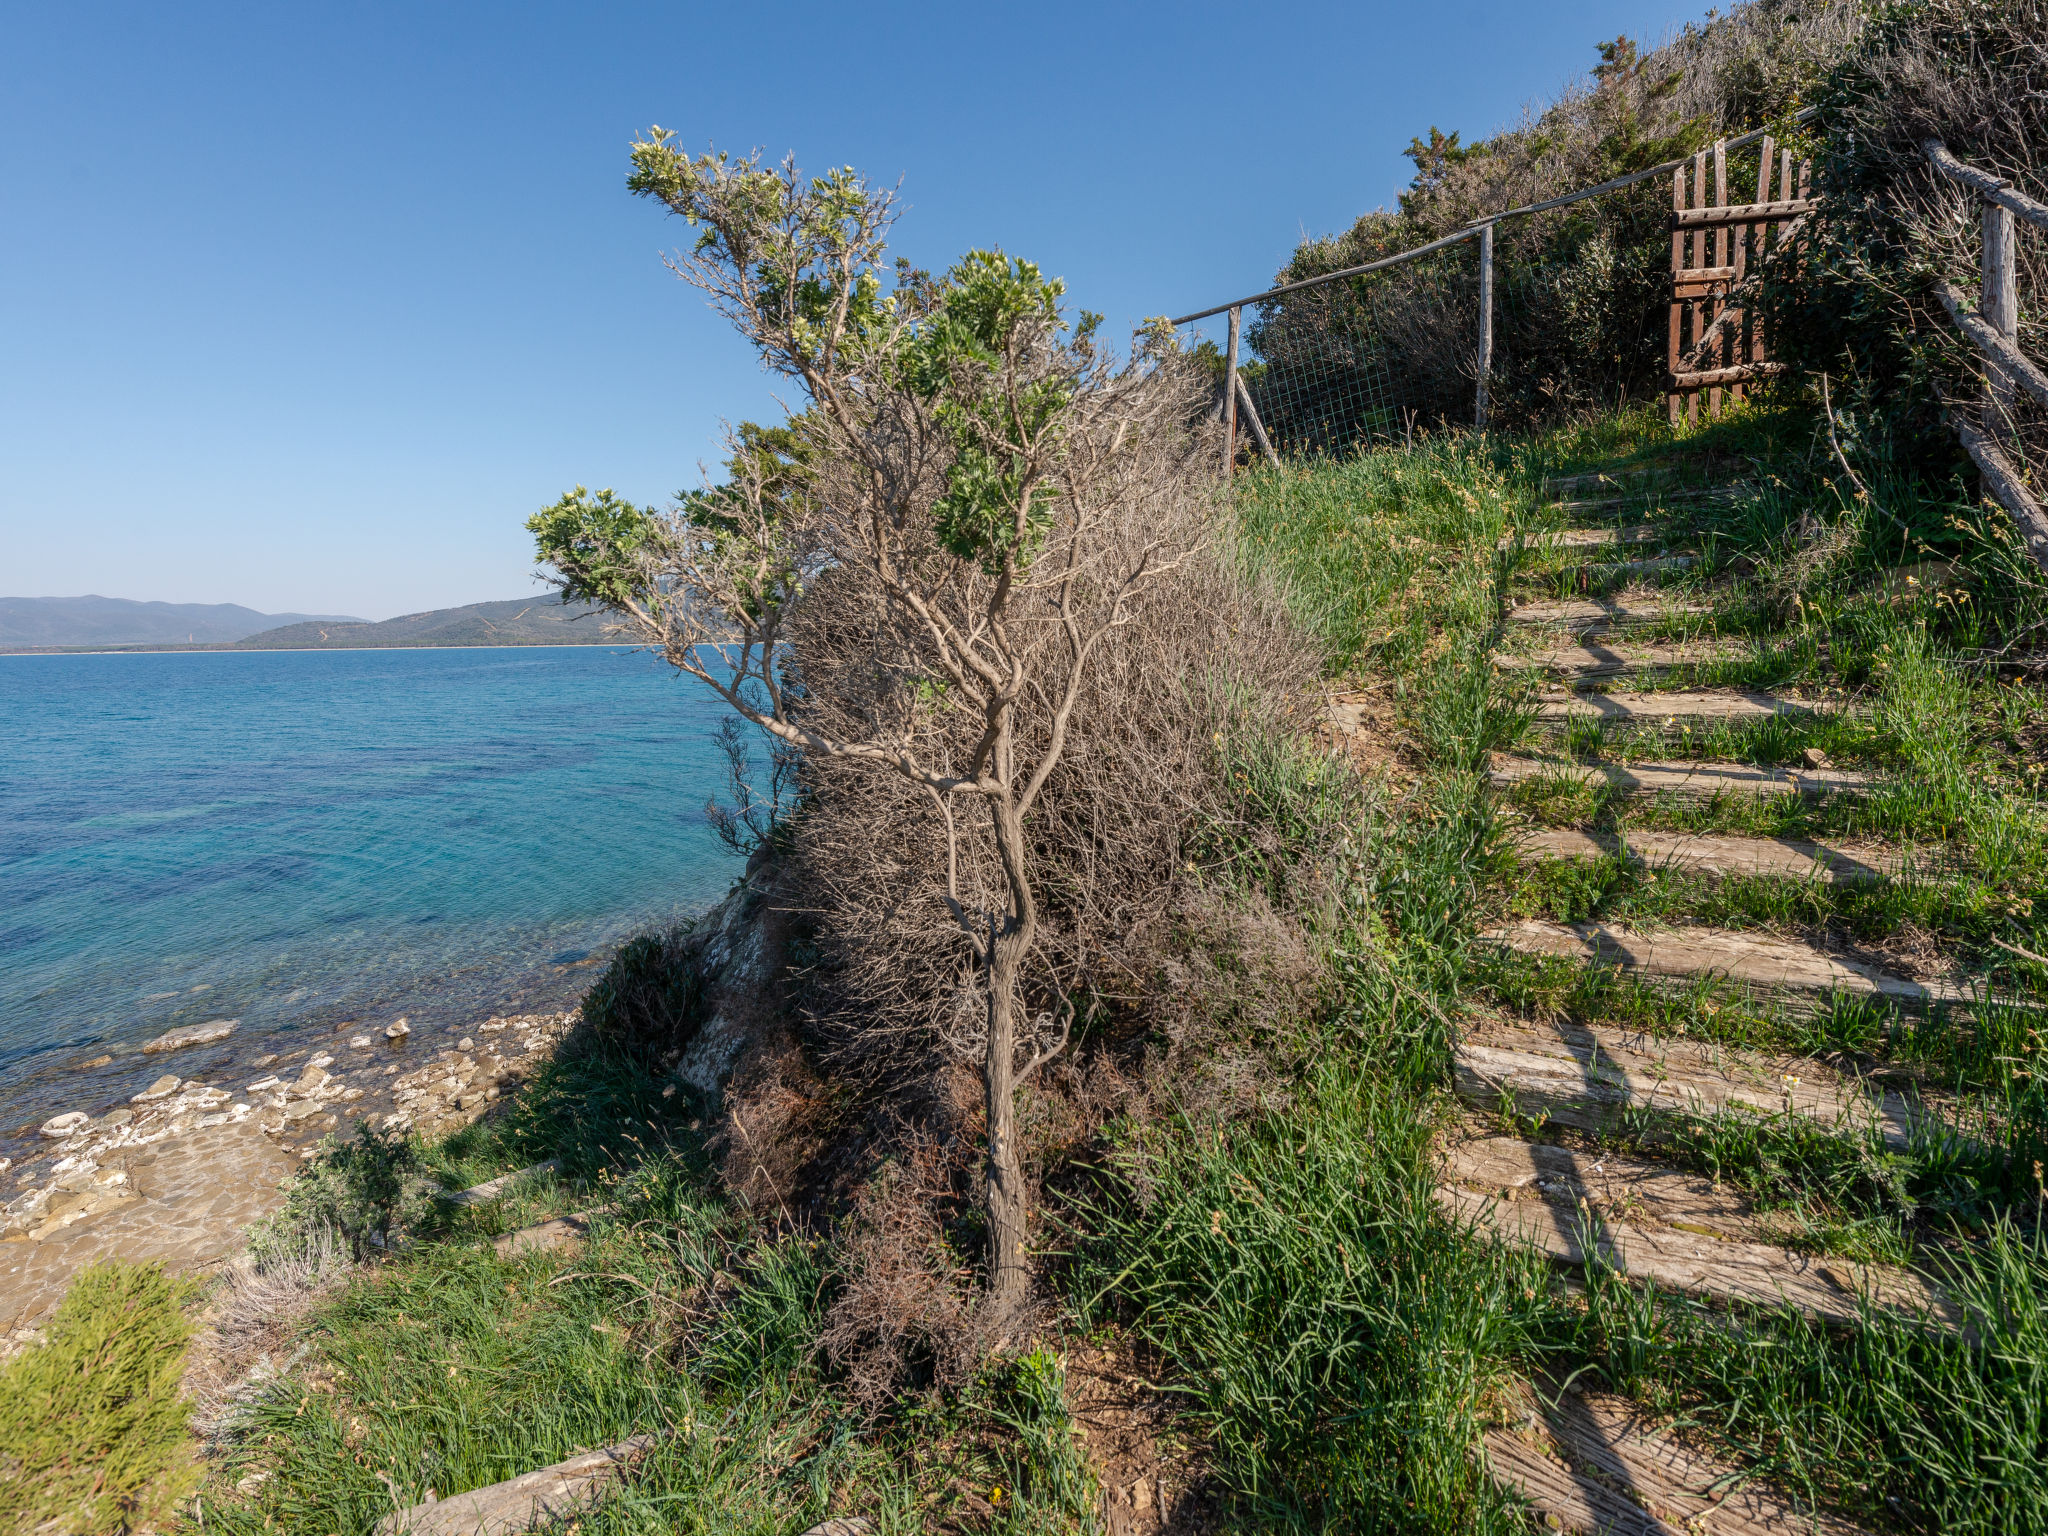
[0,595,365,648]
[234,597,615,649]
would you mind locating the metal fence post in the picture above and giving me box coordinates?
[1984,199,2019,427]
[1476,221,1495,429]
[1224,306,1241,476]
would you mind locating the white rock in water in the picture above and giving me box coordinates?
[39,1112,90,1139]
[386,1018,411,1039]
[247,1076,282,1093]
[309,1053,335,1070]
[132,1075,182,1103]
[458,1037,475,1052]
[349,1036,373,1050]
[296,1064,330,1092]
[140,1019,240,1054]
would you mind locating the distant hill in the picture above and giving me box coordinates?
[235,597,617,649]
[0,595,365,648]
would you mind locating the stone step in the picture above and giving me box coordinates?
[1504,598,1711,633]
[1496,640,1741,683]
[1532,689,1827,724]
[1483,1383,1870,1535]
[1482,918,1974,1012]
[373,1435,656,1536]
[1489,756,1873,800]
[1450,1018,1920,1145]
[1515,827,1904,883]
[1438,1151,1953,1328]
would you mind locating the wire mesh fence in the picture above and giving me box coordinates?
[1175,233,1487,466]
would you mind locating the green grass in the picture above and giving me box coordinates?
[201,1040,1105,1536]
[0,1260,201,1535]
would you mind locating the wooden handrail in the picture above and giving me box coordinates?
[1923,139,2048,230]
[1951,411,2048,574]
[1934,279,2048,408]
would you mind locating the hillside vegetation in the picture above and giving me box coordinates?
[35,2,2048,1532]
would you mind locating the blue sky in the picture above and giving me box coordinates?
[3,1,1704,619]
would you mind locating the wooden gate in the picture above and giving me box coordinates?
[1668,136,1814,424]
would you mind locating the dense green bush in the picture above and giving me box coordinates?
[248,1123,442,1262]
[580,928,704,1060]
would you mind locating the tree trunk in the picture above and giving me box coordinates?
[983,794,1035,1314]
[983,935,1028,1310]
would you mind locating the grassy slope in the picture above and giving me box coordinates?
[174,402,2048,1536]
[1069,404,2048,1533]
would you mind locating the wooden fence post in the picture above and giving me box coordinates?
[1476,221,1495,429]
[1984,200,2019,429]
[1669,165,1685,425]
[1224,305,1241,477]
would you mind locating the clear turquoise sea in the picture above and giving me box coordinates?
[0,645,743,1150]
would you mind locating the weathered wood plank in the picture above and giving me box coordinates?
[1530,690,1825,724]
[1671,197,1818,227]
[1568,554,1701,580]
[374,1435,655,1536]
[1438,1183,1953,1326]
[1500,525,1669,551]
[1481,918,1971,1010]
[1484,1387,1872,1535]
[1495,641,1739,681]
[443,1159,563,1209]
[1489,756,1872,800]
[1505,599,1711,632]
[1449,1019,1920,1144]
[1515,827,1904,883]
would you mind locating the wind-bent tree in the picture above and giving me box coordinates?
[530,137,1206,1308]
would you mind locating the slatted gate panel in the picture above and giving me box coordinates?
[1668,136,1814,425]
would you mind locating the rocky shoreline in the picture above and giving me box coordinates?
[0,1007,576,1346]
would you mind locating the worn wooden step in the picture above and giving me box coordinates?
[1484,1383,1870,1535]
[1483,918,1973,1012]
[1438,1163,1953,1328]
[1543,465,1675,491]
[1541,488,1721,512]
[1567,554,1701,581]
[443,1158,563,1209]
[1442,1135,1756,1240]
[1503,525,1671,552]
[373,1435,656,1536]
[1533,689,1827,724]
[1505,598,1711,633]
[1516,827,1905,883]
[1496,640,1741,682]
[1450,1017,1920,1145]
[492,1210,601,1258]
[1490,756,1873,800]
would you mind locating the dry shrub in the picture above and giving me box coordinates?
[819,1126,1004,1419]
[184,1232,347,1445]
[790,530,1339,1088]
